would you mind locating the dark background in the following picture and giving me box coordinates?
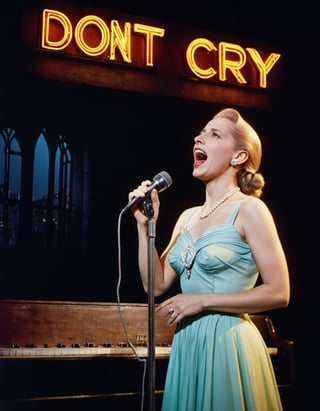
[0,1,317,409]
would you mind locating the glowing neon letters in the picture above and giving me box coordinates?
[186,39,281,88]
[41,8,280,88]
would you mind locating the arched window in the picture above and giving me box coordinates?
[54,133,71,207]
[33,133,49,201]
[32,131,73,248]
[52,133,72,247]
[32,132,49,245]
[0,126,90,250]
[0,128,22,245]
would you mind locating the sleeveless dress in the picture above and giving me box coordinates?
[161,201,283,411]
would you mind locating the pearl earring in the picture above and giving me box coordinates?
[230,158,237,167]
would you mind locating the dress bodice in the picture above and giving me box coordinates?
[168,201,259,294]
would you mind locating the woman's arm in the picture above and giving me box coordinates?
[130,185,183,296]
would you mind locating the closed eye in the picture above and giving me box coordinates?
[210,128,222,138]
[199,128,222,138]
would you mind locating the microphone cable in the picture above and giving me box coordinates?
[116,208,147,411]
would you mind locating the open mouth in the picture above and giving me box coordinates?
[193,148,207,167]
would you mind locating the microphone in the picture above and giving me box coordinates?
[122,171,173,213]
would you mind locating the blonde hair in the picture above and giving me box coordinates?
[214,108,265,198]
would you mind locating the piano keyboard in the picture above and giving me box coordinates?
[0,344,278,359]
[0,344,172,359]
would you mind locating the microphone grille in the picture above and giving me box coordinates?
[154,171,173,192]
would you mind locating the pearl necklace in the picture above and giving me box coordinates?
[199,187,240,219]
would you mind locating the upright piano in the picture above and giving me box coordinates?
[0,299,175,411]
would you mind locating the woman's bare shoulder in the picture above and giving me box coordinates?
[238,195,275,226]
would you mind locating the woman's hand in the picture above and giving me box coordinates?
[156,293,205,325]
[128,180,160,223]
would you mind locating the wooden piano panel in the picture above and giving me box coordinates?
[0,300,175,351]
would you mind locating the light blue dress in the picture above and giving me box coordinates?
[161,201,283,411]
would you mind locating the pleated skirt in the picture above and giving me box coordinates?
[161,313,283,411]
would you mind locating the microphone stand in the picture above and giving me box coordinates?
[142,196,156,411]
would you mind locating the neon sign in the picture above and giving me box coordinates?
[185,39,280,88]
[40,8,281,89]
[41,9,165,67]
